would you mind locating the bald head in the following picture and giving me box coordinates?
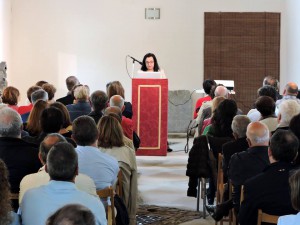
[214,86,229,98]
[109,95,124,110]
[39,133,67,164]
[285,82,298,96]
[104,106,122,122]
[246,122,270,146]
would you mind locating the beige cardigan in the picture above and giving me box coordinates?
[100,145,137,225]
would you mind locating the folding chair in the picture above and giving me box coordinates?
[116,170,123,197]
[257,209,279,225]
[97,187,115,225]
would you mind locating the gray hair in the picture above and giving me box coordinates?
[278,100,300,126]
[231,115,251,138]
[247,122,270,144]
[0,107,22,138]
[39,133,67,164]
[66,76,79,91]
[47,142,78,181]
[214,86,229,98]
[31,89,48,104]
[109,95,124,109]
[73,85,89,100]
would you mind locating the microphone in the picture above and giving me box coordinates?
[128,55,142,65]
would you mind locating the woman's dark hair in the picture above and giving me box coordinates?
[141,53,160,72]
[0,160,13,225]
[211,99,238,137]
[51,102,72,128]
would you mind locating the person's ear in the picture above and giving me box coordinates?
[246,138,251,147]
[45,164,48,173]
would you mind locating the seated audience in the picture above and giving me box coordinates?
[0,107,41,211]
[239,130,299,225]
[57,76,79,105]
[1,86,20,111]
[51,102,73,134]
[23,107,76,147]
[20,142,106,225]
[19,133,97,204]
[222,115,251,178]
[276,82,300,107]
[21,89,49,122]
[72,116,119,190]
[193,79,216,119]
[110,95,133,140]
[42,83,57,103]
[278,169,300,225]
[23,100,48,136]
[0,159,20,225]
[107,81,132,119]
[262,75,281,99]
[273,99,300,134]
[208,122,270,221]
[66,85,91,121]
[247,85,278,122]
[17,85,41,115]
[289,113,300,165]
[98,115,137,225]
[88,90,108,124]
[256,96,278,132]
[46,204,96,225]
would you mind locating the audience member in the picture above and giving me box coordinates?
[19,133,97,204]
[247,85,278,122]
[222,115,251,178]
[21,89,49,122]
[0,107,41,211]
[107,81,132,119]
[57,76,80,105]
[51,102,73,133]
[278,169,300,225]
[72,116,119,190]
[239,130,299,225]
[23,107,76,147]
[289,113,300,165]
[276,82,300,107]
[88,90,108,124]
[23,100,48,136]
[35,80,48,87]
[2,86,20,111]
[104,106,135,150]
[20,142,106,225]
[201,96,225,134]
[256,96,278,132]
[66,85,91,121]
[98,115,137,225]
[273,99,300,134]
[46,204,96,225]
[0,159,21,225]
[110,95,133,140]
[262,75,280,93]
[42,83,57,103]
[193,79,216,119]
[17,85,41,115]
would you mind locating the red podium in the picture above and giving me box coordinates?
[132,79,168,156]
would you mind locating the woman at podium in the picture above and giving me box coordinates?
[140,53,166,78]
[140,53,171,152]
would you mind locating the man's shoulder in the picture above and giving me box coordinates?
[0,137,38,150]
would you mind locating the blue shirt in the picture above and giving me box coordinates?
[278,212,300,225]
[76,145,119,190]
[20,181,107,225]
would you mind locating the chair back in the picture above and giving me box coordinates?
[116,170,123,197]
[257,209,279,225]
[97,187,115,225]
[10,193,19,200]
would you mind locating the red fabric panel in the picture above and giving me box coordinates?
[132,79,168,156]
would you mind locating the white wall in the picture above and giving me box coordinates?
[0,0,11,66]
[282,0,300,89]
[9,0,285,104]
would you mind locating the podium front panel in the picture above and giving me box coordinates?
[132,79,168,156]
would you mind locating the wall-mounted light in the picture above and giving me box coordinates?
[145,8,160,20]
